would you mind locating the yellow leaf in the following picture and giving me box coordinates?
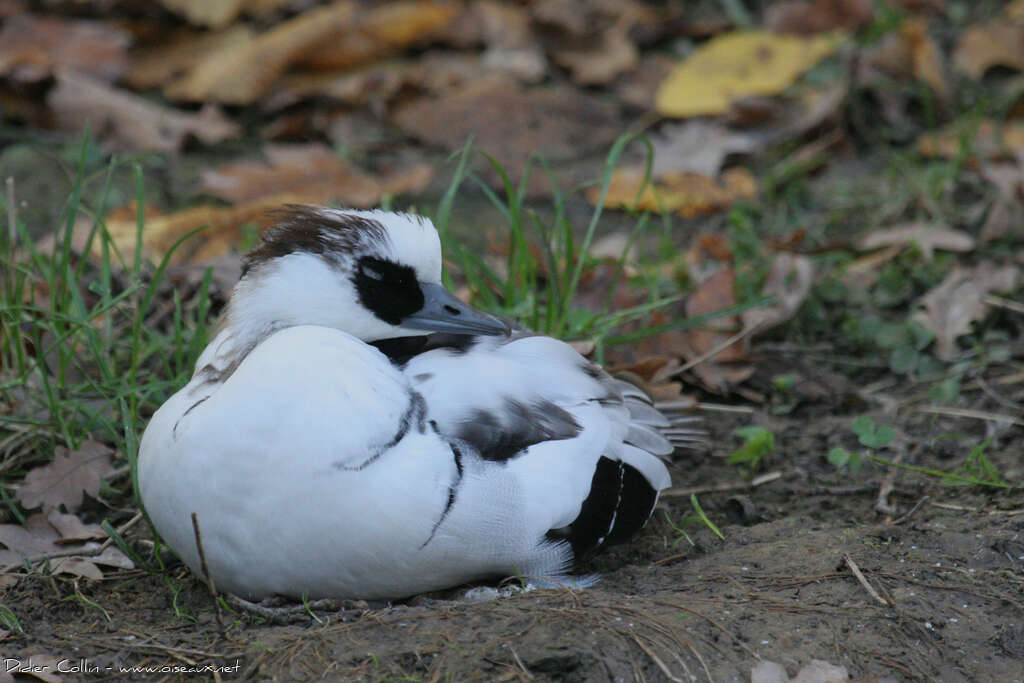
[655,30,844,118]
[589,166,757,218]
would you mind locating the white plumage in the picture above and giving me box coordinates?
[138,206,703,600]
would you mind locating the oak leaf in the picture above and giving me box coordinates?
[18,441,115,512]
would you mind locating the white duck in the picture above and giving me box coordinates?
[138,206,703,601]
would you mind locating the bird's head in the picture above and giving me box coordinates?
[226,205,509,343]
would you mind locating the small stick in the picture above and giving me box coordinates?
[191,512,227,637]
[665,322,762,380]
[508,645,534,680]
[843,553,890,606]
[630,633,682,683]
[911,405,1024,427]
[893,496,930,525]
[984,294,1024,315]
[661,471,781,498]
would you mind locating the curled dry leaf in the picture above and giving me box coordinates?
[124,25,255,90]
[766,0,874,35]
[591,166,757,218]
[18,441,115,513]
[679,268,755,393]
[655,30,843,118]
[916,119,1024,161]
[298,0,462,70]
[0,513,133,580]
[47,71,239,153]
[160,0,248,29]
[913,263,1021,360]
[0,13,131,83]
[199,144,433,205]
[392,76,619,179]
[741,253,814,333]
[867,18,948,98]
[953,3,1024,79]
[46,510,105,544]
[858,222,975,260]
[166,0,357,104]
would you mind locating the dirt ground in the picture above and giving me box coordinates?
[4,393,1022,682]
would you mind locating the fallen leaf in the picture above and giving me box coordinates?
[651,120,762,177]
[913,263,1020,359]
[858,223,975,259]
[980,163,1024,241]
[392,76,619,180]
[591,166,758,218]
[46,510,105,544]
[0,14,131,82]
[742,253,815,333]
[613,54,676,109]
[452,0,547,82]
[867,18,948,98]
[552,21,638,85]
[47,71,239,153]
[655,30,843,118]
[916,119,1024,161]
[166,0,357,104]
[679,268,755,393]
[840,243,902,290]
[198,144,432,206]
[298,0,462,70]
[124,26,255,90]
[792,659,849,682]
[0,513,133,579]
[954,3,1024,79]
[18,441,115,512]
[267,61,409,110]
[160,0,248,28]
[766,0,874,35]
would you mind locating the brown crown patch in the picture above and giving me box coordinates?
[242,205,387,276]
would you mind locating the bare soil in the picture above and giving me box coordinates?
[5,393,1022,682]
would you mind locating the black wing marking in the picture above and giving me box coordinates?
[456,398,581,463]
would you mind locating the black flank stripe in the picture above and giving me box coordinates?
[420,442,464,550]
[333,391,419,471]
[172,396,209,440]
[605,463,659,547]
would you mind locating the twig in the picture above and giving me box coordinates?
[661,471,781,498]
[508,645,534,680]
[892,496,930,525]
[911,405,1024,427]
[666,322,762,380]
[931,502,1024,516]
[191,512,227,637]
[631,633,682,683]
[984,294,1024,315]
[692,402,756,414]
[842,554,890,607]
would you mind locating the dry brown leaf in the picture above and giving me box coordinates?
[591,166,758,218]
[0,14,131,83]
[450,0,547,82]
[18,441,115,512]
[858,223,975,259]
[199,144,433,205]
[268,62,409,110]
[868,18,948,98]
[47,71,239,153]
[680,268,755,393]
[552,22,638,85]
[766,0,874,35]
[954,1,1024,79]
[913,263,1021,360]
[916,119,1024,161]
[741,253,814,333]
[160,0,248,28]
[46,510,105,544]
[392,77,619,179]
[298,0,462,70]
[0,513,133,579]
[656,30,843,118]
[650,120,762,177]
[980,163,1024,242]
[124,26,255,90]
[166,0,357,104]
